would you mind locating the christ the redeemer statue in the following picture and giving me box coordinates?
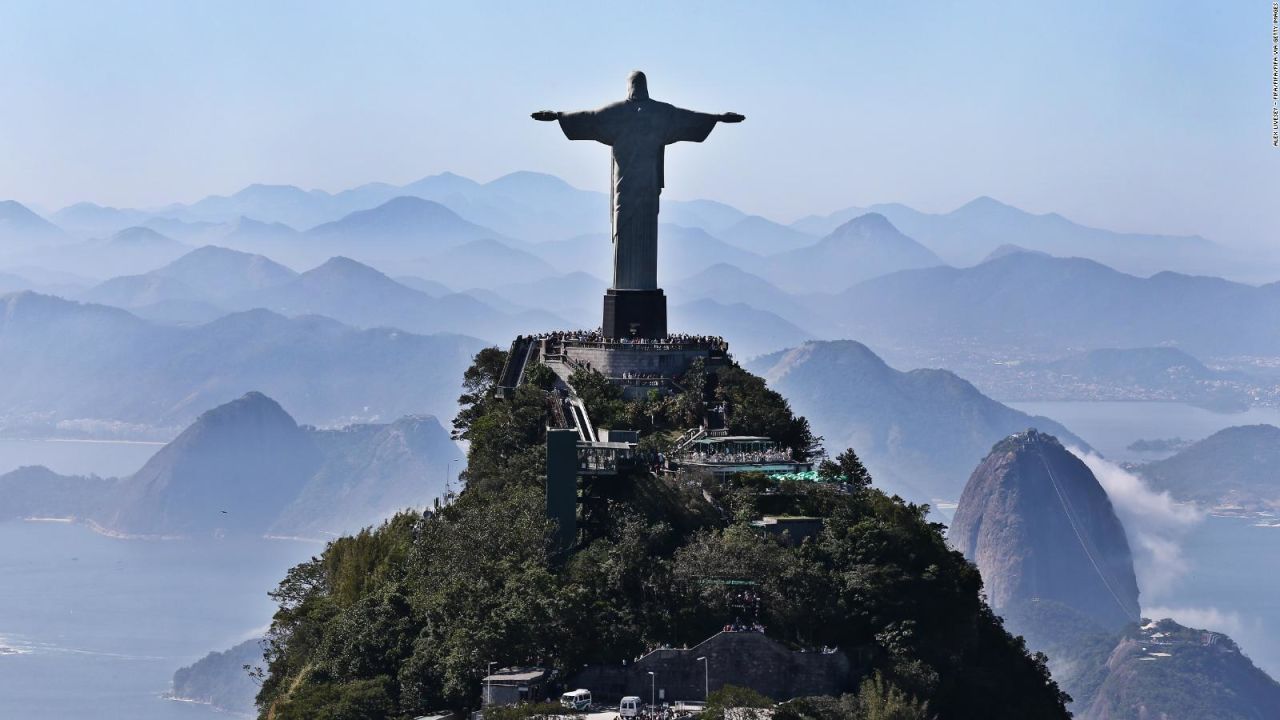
[533,71,743,339]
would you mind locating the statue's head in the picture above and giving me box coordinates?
[627,71,649,101]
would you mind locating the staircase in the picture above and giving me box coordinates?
[495,336,536,398]
[670,426,707,455]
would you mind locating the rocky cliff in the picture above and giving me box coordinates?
[950,429,1140,630]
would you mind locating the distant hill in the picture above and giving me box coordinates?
[102,392,322,536]
[661,197,750,234]
[302,196,506,266]
[50,202,149,240]
[762,213,944,293]
[21,226,191,279]
[78,246,298,323]
[717,215,816,255]
[0,392,464,538]
[671,263,818,330]
[787,205,870,236]
[828,251,1280,359]
[242,256,551,340]
[981,243,1051,263]
[670,299,814,359]
[157,183,333,230]
[414,237,558,288]
[1035,347,1218,383]
[79,273,206,309]
[747,340,1089,503]
[171,639,262,715]
[950,429,1141,630]
[0,267,90,297]
[394,275,454,296]
[1084,619,1280,720]
[79,250,557,341]
[0,200,69,251]
[149,245,298,301]
[487,271,607,327]
[0,292,484,433]
[868,196,1225,278]
[1136,425,1280,511]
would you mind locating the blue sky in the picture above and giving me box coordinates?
[0,1,1274,249]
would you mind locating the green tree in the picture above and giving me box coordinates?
[703,685,774,720]
[855,673,931,720]
[818,448,872,491]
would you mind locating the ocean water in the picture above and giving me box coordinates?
[0,521,317,718]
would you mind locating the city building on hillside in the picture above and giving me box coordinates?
[480,667,550,707]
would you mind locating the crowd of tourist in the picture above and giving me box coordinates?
[620,371,664,380]
[518,329,729,352]
[723,621,767,634]
[681,447,796,465]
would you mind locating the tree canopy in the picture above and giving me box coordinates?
[254,349,1069,719]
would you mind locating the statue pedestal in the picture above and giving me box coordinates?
[602,288,667,339]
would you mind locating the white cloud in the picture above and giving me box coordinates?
[1068,447,1203,601]
[1143,605,1257,639]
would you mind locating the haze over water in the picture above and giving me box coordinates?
[0,519,313,719]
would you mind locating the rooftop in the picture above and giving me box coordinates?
[482,666,549,683]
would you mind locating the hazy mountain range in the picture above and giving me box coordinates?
[793,195,1240,279]
[747,340,1089,503]
[821,249,1280,361]
[1,169,1278,444]
[0,392,462,538]
[0,291,482,436]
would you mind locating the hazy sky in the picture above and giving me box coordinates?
[0,1,1275,249]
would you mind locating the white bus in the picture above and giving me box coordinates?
[560,689,592,711]
[619,696,642,718]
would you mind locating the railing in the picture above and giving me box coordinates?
[670,427,707,455]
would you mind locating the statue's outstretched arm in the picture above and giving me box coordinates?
[719,112,745,123]
[532,111,561,121]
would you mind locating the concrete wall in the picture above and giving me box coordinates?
[563,345,709,379]
[567,632,860,703]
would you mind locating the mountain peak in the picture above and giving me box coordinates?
[106,226,176,246]
[827,211,898,237]
[311,255,384,277]
[109,391,320,536]
[951,429,1140,630]
[953,195,1020,215]
[485,170,576,193]
[981,244,1051,263]
[0,199,41,219]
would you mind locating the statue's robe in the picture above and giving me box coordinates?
[557,99,720,290]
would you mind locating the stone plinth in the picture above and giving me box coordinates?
[563,343,709,379]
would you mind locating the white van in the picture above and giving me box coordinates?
[620,696,641,718]
[561,689,592,711]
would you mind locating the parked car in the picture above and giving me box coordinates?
[561,689,592,711]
